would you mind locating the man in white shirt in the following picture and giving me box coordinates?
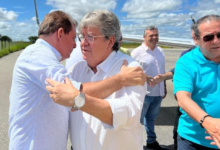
[131,26,168,150]
[46,10,146,150]
[9,10,145,150]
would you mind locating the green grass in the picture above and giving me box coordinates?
[122,42,174,49]
[0,42,31,58]
[121,42,142,48]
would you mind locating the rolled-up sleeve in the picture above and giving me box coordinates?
[104,84,146,130]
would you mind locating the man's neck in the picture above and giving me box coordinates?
[209,56,220,63]
[144,42,156,50]
[91,66,97,73]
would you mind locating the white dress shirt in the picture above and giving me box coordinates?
[68,51,146,150]
[131,43,165,96]
[9,39,81,150]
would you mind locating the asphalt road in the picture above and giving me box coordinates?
[0,48,185,150]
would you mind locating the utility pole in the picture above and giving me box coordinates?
[190,15,196,24]
[34,0,40,26]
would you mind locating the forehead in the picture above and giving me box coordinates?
[199,20,220,35]
[72,26,76,34]
[67,24,76,35]
[146,29,158,35]
[81,27,101,34]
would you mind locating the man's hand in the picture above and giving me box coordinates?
[46,77,80,107]
[146,75,154,87]
[205,135,220,148]
[119,60,146,86]
[203,117,220,149]
[152,74,164,87]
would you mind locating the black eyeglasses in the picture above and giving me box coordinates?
[203,32,220,42]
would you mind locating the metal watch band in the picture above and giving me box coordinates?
[73,105,79,110]
[72,92,85,110]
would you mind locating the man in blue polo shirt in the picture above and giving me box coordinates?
[174,14,220,150]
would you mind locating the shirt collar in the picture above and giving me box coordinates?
[141,42,157,51]
[193,46,218,65]
[97,51,117,73]
[36,39,62,61]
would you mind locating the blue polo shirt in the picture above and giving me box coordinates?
[174,46,220,149]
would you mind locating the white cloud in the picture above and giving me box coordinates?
[121,11,193,39]
[0,22,11,29]
[16,22,27,27]
[0,7,18,21]
[120,0,192,38]
[46,0,117,22]
[31,17,36,21]
[191,0,220,20]
[122,0,182,18]
[214,0,220,3]
[0,21,38,41]
[127,12,160,19]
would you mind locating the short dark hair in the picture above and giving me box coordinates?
[193,14,220,40]
[38,10,78,36]
[144,25,158,36]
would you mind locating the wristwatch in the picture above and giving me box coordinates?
[73,92,85,110]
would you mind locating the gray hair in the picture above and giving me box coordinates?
[143,25,158,36]
[78,10,121,51]
[194,14,220,40]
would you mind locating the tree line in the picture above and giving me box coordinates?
[0,34,38,43]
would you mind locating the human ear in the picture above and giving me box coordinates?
[57,28,64,40]
[108,36,115,50]
[192,36,198,45]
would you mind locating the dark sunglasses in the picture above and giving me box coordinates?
[203,32,220,42]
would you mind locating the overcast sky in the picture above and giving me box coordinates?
[1,0,220,41]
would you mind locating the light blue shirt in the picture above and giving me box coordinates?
[174,46,220,149]
[9,39,81,150]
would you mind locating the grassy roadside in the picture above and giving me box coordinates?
[0,41,175,59]
[122,42,174,49]
[0,42,31,58]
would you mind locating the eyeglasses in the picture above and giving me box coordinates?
[78,34,105,43]
[203,33,220,42]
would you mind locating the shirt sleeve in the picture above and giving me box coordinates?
[169,68,175,74]
[19,51,81,93]
[104,84,146,130]
[173,58,193,94]
[103,60,146,130]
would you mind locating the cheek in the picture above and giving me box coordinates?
[203,43,211,51]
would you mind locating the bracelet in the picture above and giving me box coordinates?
[199,114,211,128]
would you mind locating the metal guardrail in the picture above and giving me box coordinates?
[0,41,16,51]
[123,34,195,49]
[0,41,10,51]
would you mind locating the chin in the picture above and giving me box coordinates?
[82,55,87,61]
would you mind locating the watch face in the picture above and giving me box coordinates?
[75,93,85,107]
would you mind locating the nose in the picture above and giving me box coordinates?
[81,38,89,45]
[212,35,220,43]
[73,41,76,48]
